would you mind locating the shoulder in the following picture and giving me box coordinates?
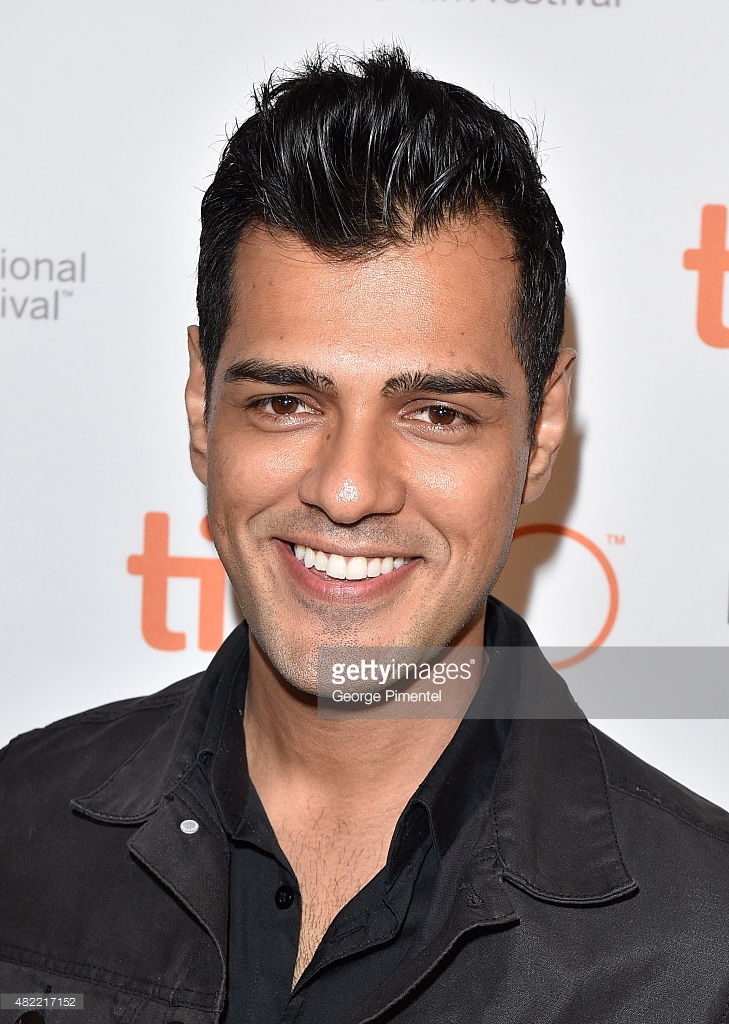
[595,725,729,837]
[593,725,729,881]
[0,673,204,801]
[0,622,249,821]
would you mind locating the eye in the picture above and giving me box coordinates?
[252,394,318,417]
[423,406,458,426]
[269,395,304,416]
[408,405,472,429]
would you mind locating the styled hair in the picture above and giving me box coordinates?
[197,45,566,425]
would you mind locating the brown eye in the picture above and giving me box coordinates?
[270,395,299,415]
[427,406,458,426]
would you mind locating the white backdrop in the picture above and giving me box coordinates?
[2,0,728,806]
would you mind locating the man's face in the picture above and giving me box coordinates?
[187,217,571,692]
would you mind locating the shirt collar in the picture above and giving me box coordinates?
[385,715,510,881]
[196,629,250,838]
[73,598,636,906]
[480,599,636,903]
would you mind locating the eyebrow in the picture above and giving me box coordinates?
[223,359,507,401]
[381,370,507,400]
[223,359,337,392]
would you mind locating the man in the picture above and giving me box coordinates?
[1,46,728,1024]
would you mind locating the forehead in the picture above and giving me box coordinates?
[220,216,521,382]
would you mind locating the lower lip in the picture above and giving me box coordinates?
[276,540,419,602]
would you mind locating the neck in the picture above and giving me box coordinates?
[243,630,484,821]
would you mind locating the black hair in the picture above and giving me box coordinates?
[197,45,566,426]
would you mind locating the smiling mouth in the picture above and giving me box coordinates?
[292,543,412,580]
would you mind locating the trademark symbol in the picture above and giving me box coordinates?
[62,290,73,298]
[470,658,475,665]
[607,534,625,545]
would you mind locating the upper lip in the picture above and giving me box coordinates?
[280,538,416,560]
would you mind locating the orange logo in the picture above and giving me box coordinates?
[683,204,729,349]
[127,512,227,651]
[511,524,619,669]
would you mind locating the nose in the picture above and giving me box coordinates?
[297,416,406,524]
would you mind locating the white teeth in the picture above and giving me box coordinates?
[293,545,410,580]
[327,554,347,579]
[345,556,368,580]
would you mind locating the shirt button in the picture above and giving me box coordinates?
[274,884,295,909]
[179,819,199,834]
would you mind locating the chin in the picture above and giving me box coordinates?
[249,624,324,694]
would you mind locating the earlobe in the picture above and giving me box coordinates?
[185,325,209,485]
[522,348,576,505]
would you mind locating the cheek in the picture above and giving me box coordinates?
[411,441,527,536]
[207,429,306,511]
[410,461,461,500]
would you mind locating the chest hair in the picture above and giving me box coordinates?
[277,816,390,987]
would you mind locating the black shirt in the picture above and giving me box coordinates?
[200,618,511,1024]
[5,597,729,1022]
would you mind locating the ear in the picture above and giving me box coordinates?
[185,326,208,485]
[522,348,576,505]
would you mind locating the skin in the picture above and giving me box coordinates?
[185,215,574,982]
